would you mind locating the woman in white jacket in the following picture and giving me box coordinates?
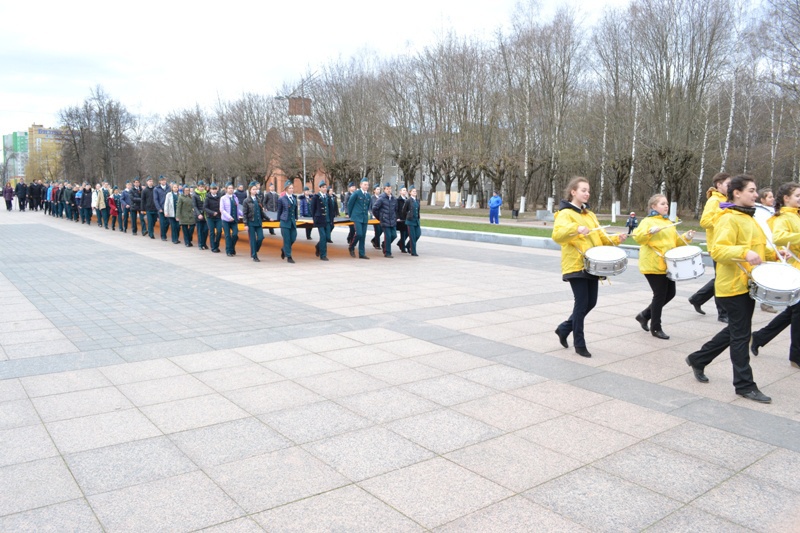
[754,187,777,313]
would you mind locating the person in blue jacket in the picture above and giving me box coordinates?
[489,191,502,224]
[276,180,298,263]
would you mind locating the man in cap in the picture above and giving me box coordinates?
[276,180,298,263]
[372,182,399,258]
[310,180,331,261]
[347,177,372,259]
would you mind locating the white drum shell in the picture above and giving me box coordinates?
[664,246,705,281]
[749,263,800,307]
[584,246,628,276]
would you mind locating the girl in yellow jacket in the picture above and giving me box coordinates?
[751,181,800,368]
[685,175,782,404]
[552,177,627,358]
[632,194,695,340]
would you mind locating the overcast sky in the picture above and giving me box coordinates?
[1,0,627,158]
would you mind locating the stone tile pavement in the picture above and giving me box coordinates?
[1,210,800,532]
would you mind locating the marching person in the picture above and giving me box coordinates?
[370,185,383,249]
[401,184,421,256]
[176,184,196,247]
[632,194,695,340]
[299,186,314,240]
[79,182,93,225]
[552,177,627,358]
[15,178,27,211]
[192,181,209,250]
[396,186,409,253]
[310,180,331,261]
[203,183,223,253]
[276,180,298,263]
[4,182,14,211]
[685,175,781,404]
[347,177,371,259]
[131,178,145,236]
[120,181,133,233]
[109,187,121,231]
[688,172,731,322]
[142,176,158,238]
[326,184,339,243]
[264,181,279,236]
[163,182,181,244]
[754,187,778,313]
[750,181,800,369]
[344,181,357,246]
[242,183,265,262]
[220,183,240,257]
[372,182,398,258]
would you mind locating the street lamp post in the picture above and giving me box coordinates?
[275,75,315,191]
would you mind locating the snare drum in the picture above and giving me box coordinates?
[664,245,705,281]
[584,246,628,276]
[749,263,800,307]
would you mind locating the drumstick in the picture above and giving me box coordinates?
[783,246,800,264]
[569,225,609,236]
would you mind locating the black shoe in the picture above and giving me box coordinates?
[133,233,137,236]
[751,338,760,357]
[306,236,312,240]
[188,243,193,247]
[635,312,649,332]
[150,236,155,239]
[287,257,295,264]
[385,254,394,258]
[555,329,568,348]
[651,329,670,340]
[791,360,800,369]
[281,250,285,260]
[349,248,355,258]
[185,243,191,247]
[359,255,370,260]
[226,252,233,257]
[575,346,592,358]
[685,356,708,383]
[737,389,771,403]
[411,253,419,256]
[253,255,260,262]
[315,246,320,257]
[326,239,333,243]
[689,298,706,315]
[162,238,167,241]
[718,315,729,324]
[321,257,329,261]
[212,248,220,253]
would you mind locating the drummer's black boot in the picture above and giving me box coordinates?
[651,329,669,340]
[635,312,650,332]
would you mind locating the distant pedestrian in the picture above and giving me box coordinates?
[489,191,502,224]
[625,212,638,234]
[3,183,13,211]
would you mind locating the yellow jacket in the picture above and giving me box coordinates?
[711,208,777,297]
[552,202,617,275]
[632,215,693,274]
[769,207,800,271]
[700,189,726,253]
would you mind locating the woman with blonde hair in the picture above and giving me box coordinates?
[552,177,627,358]
[632,194,695,339]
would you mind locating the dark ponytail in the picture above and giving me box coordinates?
[773,182,800,214]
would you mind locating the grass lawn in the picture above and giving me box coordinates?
[421,218,554,237]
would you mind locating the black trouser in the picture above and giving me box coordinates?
[182,224,195,245]
[196,218,208,248]
[305,226,313,239]
[5,200,11,211]
[690,261,726,317]
[752,302,800,364]
[556,277,599,349]
[687,293,757,394]
[371,224,383,247]
[642,274,676,332]
[397,222,408,251]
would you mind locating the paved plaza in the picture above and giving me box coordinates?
[1,210,800,532]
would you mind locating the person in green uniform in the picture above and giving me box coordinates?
[277,180,298,263]
[347,177,371,259]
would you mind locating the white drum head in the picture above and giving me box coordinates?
[665,245,702,260]
[585,246,626,261]
[751,263,800,290]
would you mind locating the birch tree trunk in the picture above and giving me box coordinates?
[627,99,639,210]
[696,101,711,217]
[720,74,736,173]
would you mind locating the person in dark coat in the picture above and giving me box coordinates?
[401,185,421,256]
[299,187,313,240]
[396,186,409,253]
[203,184,223,253]
[310,180,331,261]
[141,176,158,238]
[79,182,93,224]
[242,183,265,262]
[192,181,209,250]
[276,180,298,263]
[14,179,27,211]
[372,182,399,257]
[153,175,169,240]
[344,181,356,245]
[369,185,382,249]
[347,177,372,259]
[326,185,339,243]
[3,182,14,211]
[264,181,279,235]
